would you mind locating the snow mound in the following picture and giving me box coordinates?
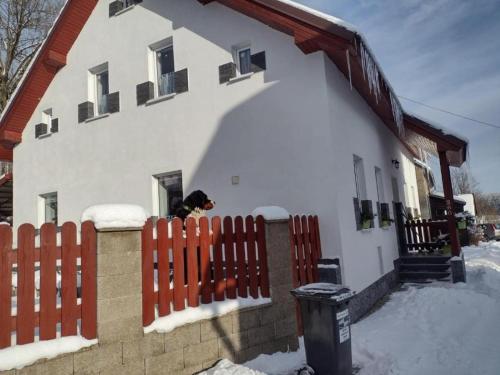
[81,204,148,230]
[200,359,266,375]
[0,336,97,371]
[144,296,271,334]
[252,206,289,220]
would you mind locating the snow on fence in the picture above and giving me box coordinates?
[288,215,322,287]
[0,222,97,349]
[141,216,270,326]
[404,219,449,252]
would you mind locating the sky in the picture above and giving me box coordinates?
[297,0,500,193]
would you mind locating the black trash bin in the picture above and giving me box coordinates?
[291,283,355,375]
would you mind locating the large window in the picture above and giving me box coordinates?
[154,172,183,219]
[375,167,385,203]
[40,192,58,226]
[156,45,175,97]
[353,155,367,200]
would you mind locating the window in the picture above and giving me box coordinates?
[353,155,367,200]
[89,63,109,116]
[40,193,58,226]
[156,45,175,97]
[375,167,385,203]
[42,109,52,129]
[236,46,252,75]
[154,172,183,219]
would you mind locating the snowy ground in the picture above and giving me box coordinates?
[210,241,500,375]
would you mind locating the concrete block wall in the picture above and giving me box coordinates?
[2,218,299,374]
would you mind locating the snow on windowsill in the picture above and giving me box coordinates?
[84,113,110,124]
[146,93,176,106]
[144,296,272,334]
[37,132,52,140]
[252,206,289,221]
[81,204,149,230]
[317,264,338,269]
[0,336,97,371]
[228,72,254,84]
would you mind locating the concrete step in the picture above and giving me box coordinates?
[400,263,451,272]
[400,256,451,265]
[400,271,451,281]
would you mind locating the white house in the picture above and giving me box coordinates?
[0,0,468,314]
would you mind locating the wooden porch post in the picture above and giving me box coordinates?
[438,150,461,257]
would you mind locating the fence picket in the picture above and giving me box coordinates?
[246,216,259,298]
[256,216,270,298]
[308,216,319,283]
[156,219,171,316]
[223,217,237,299]
[0,225,12,349]
[199,217,212,304]
[39,223,57,340]
[301,216,313,284]
[61,222,78,337]
[141,219,155,325]
[172,218,185,311]
[294,216,306,285]
[314,216,323,259]
[16,224,35,345]
[81,221,97,340]
[186,218,199,308]
[212,217,225,301]
[288,216,299,288]
[235,216,248,298]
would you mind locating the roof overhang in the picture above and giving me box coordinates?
[403,113,468,167]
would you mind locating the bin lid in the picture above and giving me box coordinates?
[291,283,355,303]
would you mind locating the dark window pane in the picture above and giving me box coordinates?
[157,172,183,219]
[157,46,175,96]
[238,48,251,75]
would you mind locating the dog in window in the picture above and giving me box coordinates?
[175,190,215,226]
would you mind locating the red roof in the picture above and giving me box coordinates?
[0,0,467,165]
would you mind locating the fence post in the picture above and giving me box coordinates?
[394,202,407,256]
[262,216,300,344]
[95,227,143,344]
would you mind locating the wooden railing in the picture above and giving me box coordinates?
[0,222,97,349]
[404,219,449,253]
[141,216,270,326]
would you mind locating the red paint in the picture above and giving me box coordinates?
[81,221,97,340]
[199,217,212,304]
[172,218,185,311]
[186,218,199,308]
[61,222,78,336]
[0,226,12,348]
[16,224,36,344]
[235,216,248,298]
[212,217,225,301]
[141,219,155,325]
[39,224,57,340]
[256,216,270,298]
[156,218,171,316]
[246,215,259,298]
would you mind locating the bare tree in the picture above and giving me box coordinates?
[0,0,63,112]
[451,165,479,195]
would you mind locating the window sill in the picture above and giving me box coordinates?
[85,113,110,123]
[114,5,135,17]
[146,93,176,106]
[228,72,254,84]
[37,133,52,140]
[361,228,374,233]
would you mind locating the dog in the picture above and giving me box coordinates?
[175,190,215,226]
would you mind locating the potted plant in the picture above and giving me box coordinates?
[457,219,467,230]
[381,218,392,228]
[360,210,373,230]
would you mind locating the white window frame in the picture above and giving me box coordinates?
[232,42,252,76]
[148,37,174,99]
[152,171,183,219]
[38,192,58,227]
[88,62,109,116]
[353,155,367,200]
[42,108,53,135]
[375,167,385,203]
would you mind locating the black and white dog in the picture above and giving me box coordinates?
[175,190,215,225]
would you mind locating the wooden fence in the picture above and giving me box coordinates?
[404,219,449,252]
[288,215,322,287]
[0,222,97,349]
[141,216,270,326]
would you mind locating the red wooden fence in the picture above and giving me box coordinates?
[404,219,449,252]
[141,216,270,326]
[289,215,322,288]
[0,222,97,349]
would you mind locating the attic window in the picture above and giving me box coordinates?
[109,0,142,17]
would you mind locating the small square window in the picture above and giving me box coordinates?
[154,171,183,219]
[40,192,58,226]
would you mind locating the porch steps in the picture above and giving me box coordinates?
[399,256,452,283]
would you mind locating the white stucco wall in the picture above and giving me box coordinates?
[13,0,420,292]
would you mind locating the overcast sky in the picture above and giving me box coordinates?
[297,0,500,193]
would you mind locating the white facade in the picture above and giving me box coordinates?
[13,0,420,292]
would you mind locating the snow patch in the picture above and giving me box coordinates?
[144,296,272,334]
[317,264,338,269]
[0,336,97,371]
[252,206,289,221]
[81,204,148,230]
